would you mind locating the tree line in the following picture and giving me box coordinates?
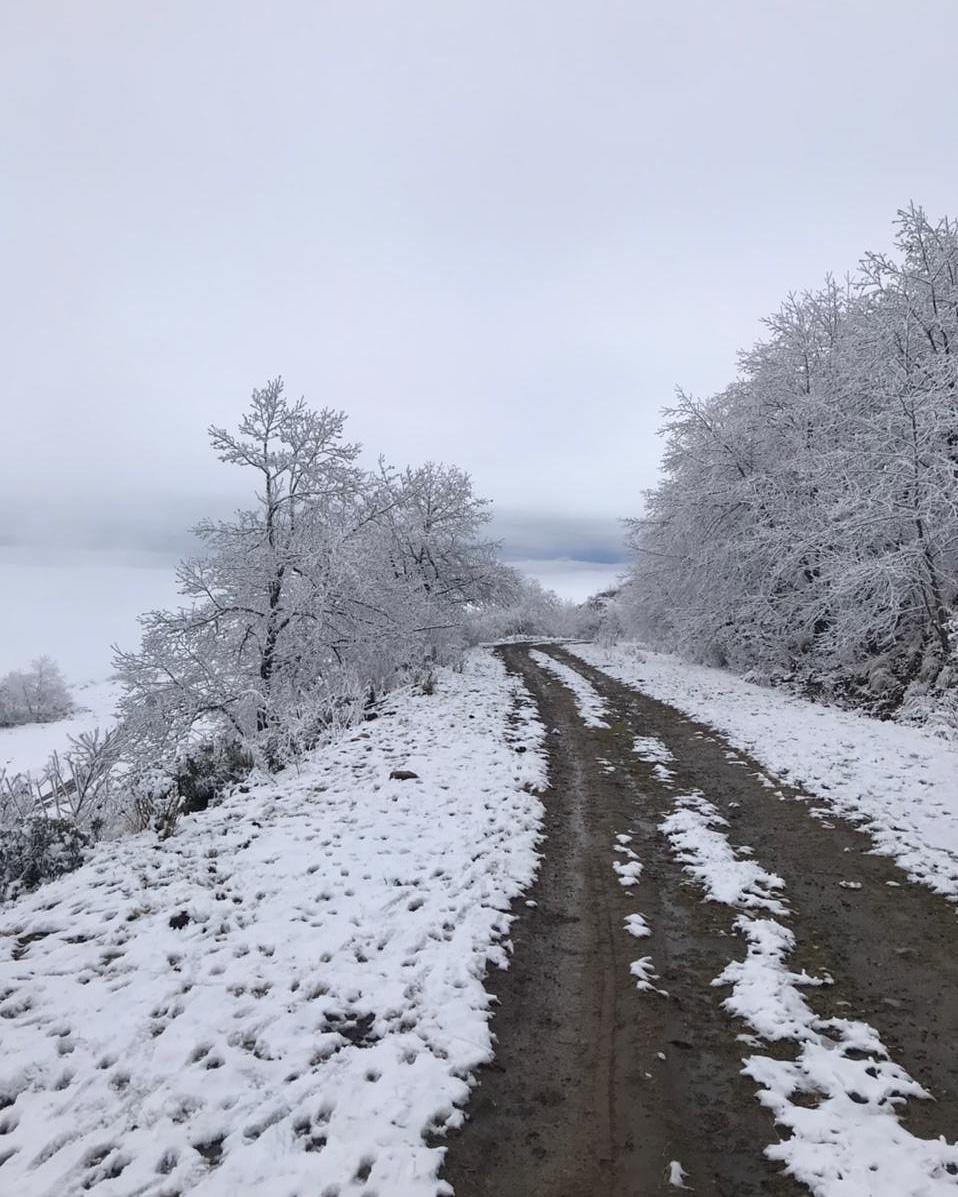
[619,205,958,722]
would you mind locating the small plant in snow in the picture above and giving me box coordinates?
[0,728,125,897]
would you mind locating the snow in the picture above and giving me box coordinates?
[662,792,788,916]
[612,859,642,887]
[0,649,547,1197]
[611,824,658,997]
[0,550,180,681]
[0,679,120,780]
[528,649,609,728]
[632,735,673,765]
[570,642,958,903]
[668,1159,689,1188]
[623,913,651,938]
[629,956,663,993]
[658,787,958,1193]
[724,916,958,1194]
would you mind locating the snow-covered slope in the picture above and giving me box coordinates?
[570,642,958,902]
[0,649,546,1197]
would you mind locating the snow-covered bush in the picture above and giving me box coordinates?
[1,728,123,836]
[172,741,254,816]
[0,815,90,901]
[624,205,958,725]
[571,588,627,645]
[0,656,73,726]
[42,728,125,834]
[0,726,126,897]
[466,573,576,642]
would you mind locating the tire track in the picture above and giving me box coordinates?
[441,645,803,1196]
[549,643,958,1145]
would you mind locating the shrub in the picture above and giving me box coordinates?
[173,741,254,816]
[0,816,90,900]
[0,656,74,727]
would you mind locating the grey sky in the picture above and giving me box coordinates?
[5,1,958,573]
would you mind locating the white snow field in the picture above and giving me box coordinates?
[0,549,180,781]
[660,789,958,1194]
[528,649,609,728]
[0,678,121,780]
[0,551,180,681]
[0,650,547,1197]
[570,643,958,903]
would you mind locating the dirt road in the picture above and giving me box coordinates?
[440,644,958,1197]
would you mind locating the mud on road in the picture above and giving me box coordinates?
[439,643,958,1197]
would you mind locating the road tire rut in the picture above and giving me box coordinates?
[550,643,958,1144]
[441,645,804,1196]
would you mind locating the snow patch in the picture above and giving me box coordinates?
[624,913,651,938]
[668,1159,690,1188]
[632,735,674,765]
[528,650,609,728]
[613,859,642,887]
[629,955,667,996]
[659,782,958,1193]
[661,792,788,915]
[719,916,958,1195]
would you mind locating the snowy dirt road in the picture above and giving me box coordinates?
[441,645,958,1197]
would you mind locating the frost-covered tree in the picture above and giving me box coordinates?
[0,657,74,726]
[624,207,958,720]
[115,378,504,770]
[375,461,502,604]
[115,379,363,759]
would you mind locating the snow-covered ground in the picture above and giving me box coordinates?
[0,550,180,681]
[570,643,958,903]
[0,650,546,1197]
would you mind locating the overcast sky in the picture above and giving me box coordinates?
[5,0,958,586]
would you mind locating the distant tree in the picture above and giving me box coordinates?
[466,573,575,642]
[374,461,502,605]
[0,657,74,726]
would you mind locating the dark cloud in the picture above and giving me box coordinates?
[491,512,627,565]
